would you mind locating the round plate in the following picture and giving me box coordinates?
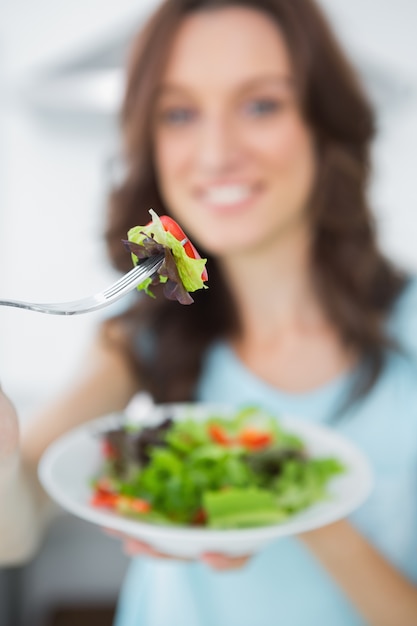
[38,403,373,558]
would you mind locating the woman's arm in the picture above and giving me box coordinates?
[0,391,42,564]
[300,520,417,626]
[0,327,140,566]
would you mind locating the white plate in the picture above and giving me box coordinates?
[39,403,373,558]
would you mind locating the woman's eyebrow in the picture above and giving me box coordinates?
[236,74,294,94]
[156,74,294,100]
[156,84,191,99]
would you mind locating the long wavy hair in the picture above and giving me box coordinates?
[104,0,405,408]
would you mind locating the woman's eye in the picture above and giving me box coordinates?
[159,107,197,126]
[243,99,283,117]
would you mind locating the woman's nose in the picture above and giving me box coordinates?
[196,115,241,176]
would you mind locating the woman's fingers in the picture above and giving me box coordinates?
[102,528,251,569]
[123,538,162,558]
[102,529,192,561]
[123,541,251,568]
[0,389,20,460]
[123,538,193,561]
[200,552,251,571]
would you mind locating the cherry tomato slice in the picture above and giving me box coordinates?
[149,215,208,282]
[208,424,232,446]
[91,490,118,508]
[160,215,187,241]
[117,496,152,514]
[238,428,273,451]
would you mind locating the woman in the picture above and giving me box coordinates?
[1,0,417,624]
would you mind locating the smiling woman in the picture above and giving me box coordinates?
[152,8,315,257]
[105,0,402,405]
[2,1,417,626]
[100,1,417,625]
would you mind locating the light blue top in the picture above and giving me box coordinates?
[115,279,417,626]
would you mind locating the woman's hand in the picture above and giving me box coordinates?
[0,387,42,566]
[0,387,19,461]
[200,552,251,571]
[104,530,251,571]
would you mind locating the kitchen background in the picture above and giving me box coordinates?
[0,1,416,624]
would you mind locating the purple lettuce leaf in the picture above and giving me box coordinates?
[122,235,194,305]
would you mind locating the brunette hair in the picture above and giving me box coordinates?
[104,0,406,408]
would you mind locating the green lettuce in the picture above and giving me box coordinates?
[125,209,208,304]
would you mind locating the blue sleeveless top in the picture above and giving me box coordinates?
[115,280,417,626]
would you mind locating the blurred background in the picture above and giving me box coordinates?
[0,0,416,624]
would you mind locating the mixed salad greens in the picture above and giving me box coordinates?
[122,209,208,304]
[91,407,345,529]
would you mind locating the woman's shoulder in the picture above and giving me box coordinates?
[387,275,417,358]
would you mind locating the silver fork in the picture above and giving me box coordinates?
[0,254,164,316]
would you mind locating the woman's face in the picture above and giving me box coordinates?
[153,6,316,257]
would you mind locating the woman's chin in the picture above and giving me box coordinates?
[198,230,268,258]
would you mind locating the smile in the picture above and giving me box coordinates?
[203,185,252,205]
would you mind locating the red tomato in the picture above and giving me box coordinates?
[92,490,151,514]
[91,490,118,509]
[117,496,152,514]
[159,215,187,242]
[155,215,208,282]
[129,498,152,514]
[238,428,273,451]
[208,424,232,446]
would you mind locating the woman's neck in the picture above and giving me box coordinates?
[217,224,356,392]
[219,224,325,342]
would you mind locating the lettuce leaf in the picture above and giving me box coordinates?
[203,487,288,529]
[123,209,208,304]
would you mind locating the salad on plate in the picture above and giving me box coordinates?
[90,406,345,529]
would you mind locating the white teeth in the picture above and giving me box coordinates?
[204,186,251,205]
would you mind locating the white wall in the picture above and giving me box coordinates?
[371,105,417,270]
[1,0,158,78]
[319,0,417,80]
[0,1,157,420]
[0,104,118,417]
